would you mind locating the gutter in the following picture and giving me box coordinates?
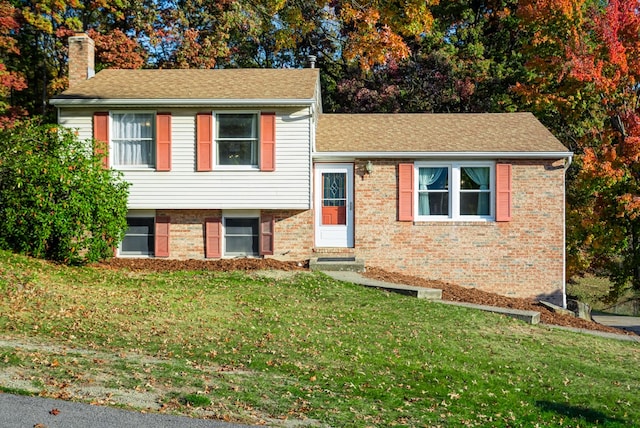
[313,151,574,160]
[49,98,316,108]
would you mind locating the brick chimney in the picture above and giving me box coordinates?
[68,33,95,89]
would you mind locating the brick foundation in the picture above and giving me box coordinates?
[155,209,313,261]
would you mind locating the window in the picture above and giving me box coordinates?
[415,162,494,221]
[112,113,155,167]
[216,113,258,166]
[417,167,449,216]
[121,217,154,256]
[224,217,259,256]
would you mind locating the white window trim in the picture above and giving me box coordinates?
[222,210,260,257]
[118,209,157,258]
[110,110,156,171]
[414,161,495,222]
[213,110,260,170]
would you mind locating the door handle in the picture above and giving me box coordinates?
[349,201,353,211]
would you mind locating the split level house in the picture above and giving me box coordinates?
[51,33,573,306]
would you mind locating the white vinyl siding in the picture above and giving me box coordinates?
[58,109,93,142]
[59,107,312,210]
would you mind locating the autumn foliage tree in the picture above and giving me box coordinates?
[6,0,149,118]
[0,0,27,127]
[516,0,640,295]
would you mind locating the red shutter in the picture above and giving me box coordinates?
[496,163,512,222]
[260,112,276,171]
[156,113,172,171]
[93,112,109,169]
[259,214,274,256]
[205,217,222,258]
[197,113,213,171]
[398,163,414,221]
[155,216,170,257]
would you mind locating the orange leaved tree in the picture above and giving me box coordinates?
[516,0,640,296]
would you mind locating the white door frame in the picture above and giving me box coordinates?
[314,163,354,248]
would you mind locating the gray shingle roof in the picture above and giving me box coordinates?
[54,68,319,101]
[316,113,569,153]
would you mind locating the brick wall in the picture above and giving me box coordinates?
[352,159,566,304]
[155,209,313,261]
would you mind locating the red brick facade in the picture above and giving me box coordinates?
[351,159,566,304]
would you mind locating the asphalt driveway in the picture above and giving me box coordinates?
[0,393,254,428]
[592,313,640,335]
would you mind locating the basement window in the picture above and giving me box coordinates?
[224,217,259,256]
[121,217,154,256]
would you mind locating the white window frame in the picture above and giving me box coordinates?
[222,210,260,257]
[110,111,156,170]
[414,161,495,222]
[214,111,259,170]
[118,209,156,257]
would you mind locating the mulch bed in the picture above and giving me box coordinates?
[95,258,634,336]
[96,257,307,272]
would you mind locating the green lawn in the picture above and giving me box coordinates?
[0,250,638,427]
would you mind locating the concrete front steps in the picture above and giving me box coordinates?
[309,248,365,273]
[309,257,366,272]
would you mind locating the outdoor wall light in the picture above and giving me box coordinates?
[365,160,374,175]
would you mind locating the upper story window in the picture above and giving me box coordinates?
[216,113,258,166]
[415,162,494,221]
[111,113,155,168]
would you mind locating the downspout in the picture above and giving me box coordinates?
[562,154,573,308]
[309,103,315,209]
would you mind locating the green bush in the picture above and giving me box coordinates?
[0,120,129,264]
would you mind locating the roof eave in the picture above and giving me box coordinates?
[312,151,573,160]
[49,98,316,107]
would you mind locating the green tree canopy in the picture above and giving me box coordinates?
[0,121,129,264]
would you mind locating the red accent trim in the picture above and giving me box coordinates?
[260,112,276,171]
[496,163,512,222]
[205,217,222,258]
[93,112,109,169]
[398,163,414,221]
[197,113,213,171]
[259,214,274,256]
[156,113,172,171]
[155,216,170,257]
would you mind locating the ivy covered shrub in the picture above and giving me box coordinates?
[0,120,129,264]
